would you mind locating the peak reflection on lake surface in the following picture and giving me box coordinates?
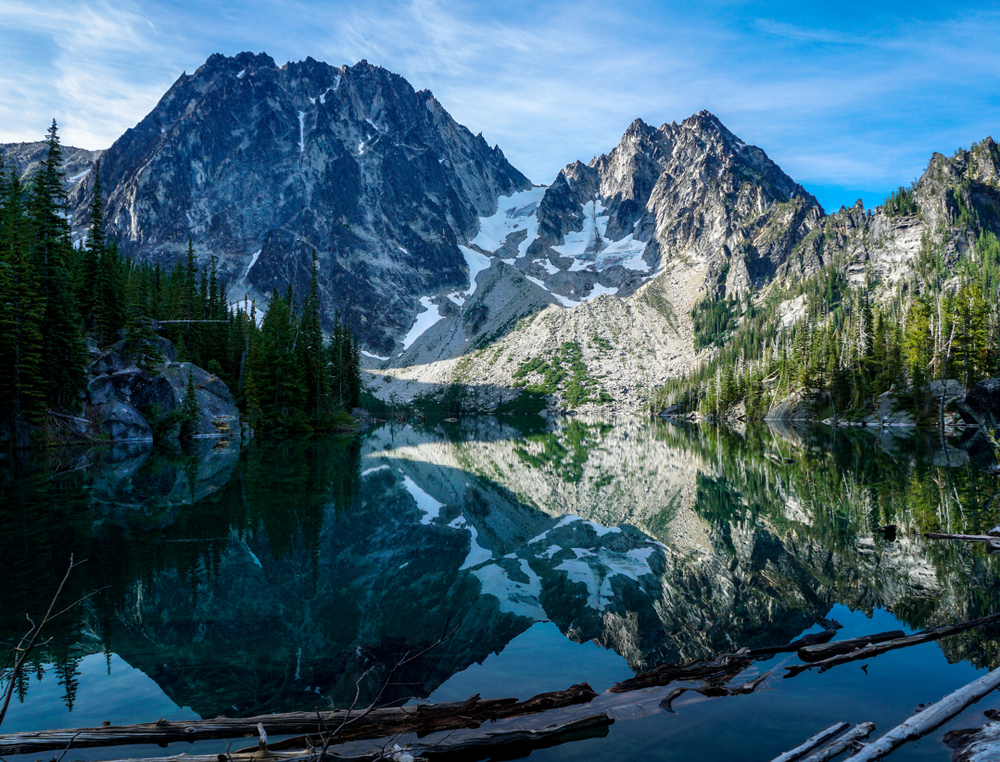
[2,419,1000,761]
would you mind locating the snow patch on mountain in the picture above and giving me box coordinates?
[456,245,491,304]
[401,297,444,350]
[472,186,545,256]
[473,561,546,621]
[450,516,493,570]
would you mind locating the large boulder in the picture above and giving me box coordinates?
[956,379,1000,431]
[92,400,154,442]
[89,337,178,376]
[85,328,239,440]
[161,362,241,441]
[111,368,177,413]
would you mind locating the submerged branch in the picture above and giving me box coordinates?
[785,612,1000,677]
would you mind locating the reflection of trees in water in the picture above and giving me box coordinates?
[652,421,1000,665]
[0,435,362,710]
[5,420,1000,716]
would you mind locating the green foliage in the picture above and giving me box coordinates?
[512,419,610,484]
[512,341,611,408]
[692,296,737,350]
[952,184,977,229]
[495,390,548,415]
[883,185,918,218]
[0,120,88,440]
[653,139,1000,423]
[0,121,368,445]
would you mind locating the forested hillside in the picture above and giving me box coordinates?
[0,122,362,446]
[655,138,1000,422]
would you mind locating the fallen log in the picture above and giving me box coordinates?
[769,722,876,762]
[768,722,850,762]
[0,684,597,756]
[799,723,876,762]
[786,612,1000,677]
[62,714,613,762]
[258,683,598,751]
[610,649,753,694]
[944,711,1000,762]
[797,631,905,662]
[659,672,770,713]
[841,666,1000,761]
[749,629,838,657]
[925,532,1000,552]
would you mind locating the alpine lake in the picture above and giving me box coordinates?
[3,416,1000,762]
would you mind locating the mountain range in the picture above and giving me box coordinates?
[3,51,997,413]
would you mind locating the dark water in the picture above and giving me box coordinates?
[2,419,1000,761]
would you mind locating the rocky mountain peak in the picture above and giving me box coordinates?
[81,52,529,352]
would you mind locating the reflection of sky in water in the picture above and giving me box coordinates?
[427,621,633,702]
[1,653,197,733]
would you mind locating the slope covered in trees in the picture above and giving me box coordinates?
[0,122,362,446]
[654,139,1000,421]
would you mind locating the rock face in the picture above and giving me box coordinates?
[459,112,822,307]
[85,336,240,441]
[80,52,528,353]
[957,378,1000,430]
[370,113,826,412]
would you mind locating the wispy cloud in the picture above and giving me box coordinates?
[0,0,187,148]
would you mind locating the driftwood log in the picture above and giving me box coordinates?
[61,714,613,762]
[797,631,905,662]
[768,723,850,762]
[609,649,753,693]
[255,684,597,752]
[926,532,1000,550]
[799,722,876,762]
[769,723,876,762]
[0,684,597,756]
[748,629,839,657]
[786,613,1000,676]
[925,532,1000,552]
[841,666,1000,761]
[944,710,1000,762]
[659,672,770,713]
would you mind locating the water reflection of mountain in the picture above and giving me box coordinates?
[2,419,999,722]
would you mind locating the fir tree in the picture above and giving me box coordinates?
[28,120,88,410]
[179,369,199,439]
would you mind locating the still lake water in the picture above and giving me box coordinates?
[2,417,1000,761]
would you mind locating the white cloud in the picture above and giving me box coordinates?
[0,0,186,148]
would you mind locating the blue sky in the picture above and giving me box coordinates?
[2,0,998,213]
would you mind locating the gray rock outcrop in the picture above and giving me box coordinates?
[85,335,240,442]
[957,378,1000,431]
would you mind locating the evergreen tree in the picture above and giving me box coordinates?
[180,369,199,439]
[124,273,163,372]
[0,166,46,438]
[299,250,327,425]
[249,291,306,430]
[80,160,104,334]
[28,120,88,410]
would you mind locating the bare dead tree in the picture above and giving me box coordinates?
[0,556,86,728]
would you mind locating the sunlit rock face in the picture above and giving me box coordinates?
[85,52,528,352]
[369,112,828,413]
[513,112,824,302]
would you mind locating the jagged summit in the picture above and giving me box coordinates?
[85,52,530,352]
